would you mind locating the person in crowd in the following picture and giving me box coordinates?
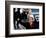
[25,15,39,29]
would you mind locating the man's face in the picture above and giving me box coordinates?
[28,17,33,25]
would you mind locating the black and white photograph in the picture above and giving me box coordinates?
[5,1,45,37]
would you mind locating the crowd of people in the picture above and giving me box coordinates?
[13,8,39,29]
